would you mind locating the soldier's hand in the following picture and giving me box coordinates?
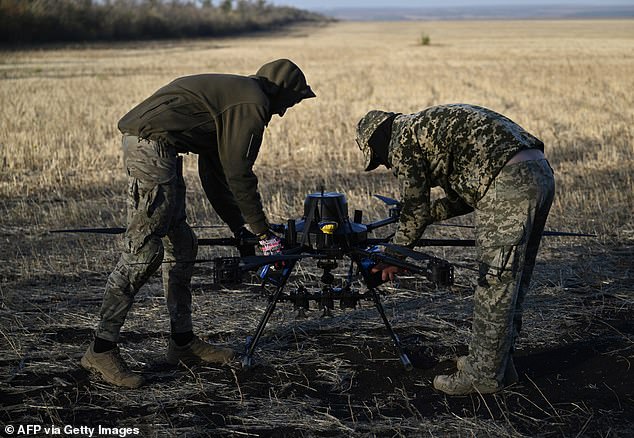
[258,231,283,256]
[258,231,285,269]
[371,263,401,282]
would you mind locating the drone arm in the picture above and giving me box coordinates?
[414,238,476,247]
[352,248,427,276]
[197,237,240,247]
[354,246,454,286]
[365,215,399,232]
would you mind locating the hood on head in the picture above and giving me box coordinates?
[356,110,397,171]
[253,59,315,113]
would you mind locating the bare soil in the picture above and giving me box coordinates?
[1,232,632,437]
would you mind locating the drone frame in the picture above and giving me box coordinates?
[213,191,455,369]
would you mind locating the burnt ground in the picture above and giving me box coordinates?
[1,237,633,437]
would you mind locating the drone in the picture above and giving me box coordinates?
[54,190,594,370]
[207,190,460,369]
[174,190,592,369]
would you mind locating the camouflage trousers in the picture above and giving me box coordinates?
[95,135,198,342]
[463,158,554,388]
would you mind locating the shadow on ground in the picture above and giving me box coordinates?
[1,243,632,437]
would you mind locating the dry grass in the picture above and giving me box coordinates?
[1,20,633,437]
[2,20,633,237]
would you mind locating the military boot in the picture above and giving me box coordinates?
[81,342,145,388]
[456,355,519,385]
[166,335,235,366]
[433,369,502,396]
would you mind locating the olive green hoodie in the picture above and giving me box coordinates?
[118,59,315,234]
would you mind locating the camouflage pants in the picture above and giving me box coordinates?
[95,135,198,342]
[463,159,554,388]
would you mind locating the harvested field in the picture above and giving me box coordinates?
[1,20,633,437]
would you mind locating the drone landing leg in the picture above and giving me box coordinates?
[243,263,295,368]
[242,287,281,368]
[368,287,413,371]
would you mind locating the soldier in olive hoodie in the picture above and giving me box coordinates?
[81,59,315,388]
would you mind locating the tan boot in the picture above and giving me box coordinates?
[81,342,144,388]
[456,355,519,385]
[433,370,501,396]
[166,335,235,366]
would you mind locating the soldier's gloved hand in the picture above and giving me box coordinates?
[258,231,284,256]
[234,227,256,257]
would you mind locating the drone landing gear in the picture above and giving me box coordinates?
[242,263,294,368]
[241,260,413,371]
[368,286,413,371]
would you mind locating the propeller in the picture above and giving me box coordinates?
[373,194,401,206]
[50,225,225,235]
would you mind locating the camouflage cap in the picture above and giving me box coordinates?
[356,110,396,171]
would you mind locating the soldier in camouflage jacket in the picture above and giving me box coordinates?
[356,104,555,395]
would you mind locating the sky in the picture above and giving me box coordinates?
[267,0,634,10]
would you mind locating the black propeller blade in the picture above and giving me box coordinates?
[373,194,401,206]
[50,227,128,234]
[51,225,226,235]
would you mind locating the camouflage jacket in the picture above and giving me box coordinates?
[389,104,544,247]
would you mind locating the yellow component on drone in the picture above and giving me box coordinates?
[319,221,338,235]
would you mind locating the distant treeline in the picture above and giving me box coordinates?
[0,0,330,44]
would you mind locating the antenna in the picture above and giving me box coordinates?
[319,184,325,221]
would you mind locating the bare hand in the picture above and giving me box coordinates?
[371,263,401,282]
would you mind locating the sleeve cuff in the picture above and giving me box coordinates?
[249,220,269,235]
